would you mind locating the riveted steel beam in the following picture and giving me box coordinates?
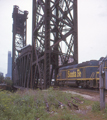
[12,5,28,85]
[32,0,78,89]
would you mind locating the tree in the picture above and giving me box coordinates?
[0,74,4,83]
[4,77,12,86]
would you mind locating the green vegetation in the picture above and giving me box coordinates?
[0,74,4,83]
[0,76,12,87]
[92,101,100,112]
[3,77,13,86]
[0,88,82,120]
[0,88,107,120]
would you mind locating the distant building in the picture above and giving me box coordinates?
[6,51,12,78]
[0,72,3,77]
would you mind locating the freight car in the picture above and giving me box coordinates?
[56,59,107,88]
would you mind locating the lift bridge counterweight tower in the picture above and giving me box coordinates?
[32,0,78,89]
[12,5,28,85]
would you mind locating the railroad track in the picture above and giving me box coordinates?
[53,86,107,96]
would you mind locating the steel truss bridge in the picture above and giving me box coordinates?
[12,0,78,89]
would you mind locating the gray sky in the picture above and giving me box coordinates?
[0,0,107,75]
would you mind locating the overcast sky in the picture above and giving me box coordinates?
[0,0,107,75]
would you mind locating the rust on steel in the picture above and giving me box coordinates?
[12,5,28,86]
[12,0,78,89]
[15,45,32,88]
[32,0,78,89]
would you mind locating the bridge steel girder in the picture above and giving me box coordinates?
[15,45,32,88]
[12,5,28,85]
[32,0,78,89]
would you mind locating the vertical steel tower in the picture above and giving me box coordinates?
[32,0,78,89]
[12,5,28,84]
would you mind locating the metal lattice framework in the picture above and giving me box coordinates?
[12,5,28,84]
[15,45,32,87]
[32,0,78,89]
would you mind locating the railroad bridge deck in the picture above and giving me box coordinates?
[13,45,32,88]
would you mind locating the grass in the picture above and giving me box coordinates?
[0,87,107,120]
[92,101,100,112]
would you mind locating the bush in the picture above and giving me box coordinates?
[0,89,82,120]
[4,77,13,86]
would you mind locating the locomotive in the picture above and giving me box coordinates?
[56,58,107,88]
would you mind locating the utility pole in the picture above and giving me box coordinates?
[99,61,105,110]
[99,57,107,110]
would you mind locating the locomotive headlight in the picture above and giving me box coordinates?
[101,71,105,77]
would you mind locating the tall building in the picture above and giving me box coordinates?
[6,51,12,78]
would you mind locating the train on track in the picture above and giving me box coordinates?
[56,58,107,88]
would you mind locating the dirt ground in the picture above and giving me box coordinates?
[63,88,107,102]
